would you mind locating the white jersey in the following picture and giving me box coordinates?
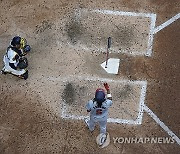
[86,99,112,121]
[6,47,19,66]
[2,46,26,75]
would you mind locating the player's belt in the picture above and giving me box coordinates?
[93,106,106,109]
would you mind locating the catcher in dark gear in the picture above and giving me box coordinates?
[1,36,31,80]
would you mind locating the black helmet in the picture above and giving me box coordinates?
[11,36,21,46]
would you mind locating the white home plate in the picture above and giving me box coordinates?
[101,58,120,74]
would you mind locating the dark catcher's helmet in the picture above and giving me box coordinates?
[11,36,21,46]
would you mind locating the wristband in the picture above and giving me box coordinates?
[107,94,112,98]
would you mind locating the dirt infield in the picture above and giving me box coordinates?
[0,0,180,153]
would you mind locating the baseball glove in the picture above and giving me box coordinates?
[24,45,31,53]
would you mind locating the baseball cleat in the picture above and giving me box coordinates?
[99,133,107,146]
[96,132,110,148]
[84,118,89,127]
[1,69,7,75]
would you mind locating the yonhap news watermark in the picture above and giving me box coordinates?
[113,137,175,144]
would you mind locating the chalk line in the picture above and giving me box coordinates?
[146,14,157,57]
[92,9,157,57]
[153,13,180,34]
[92,9,156,18]
[144,104,180,145]
[46,75,147,86]
[61,113,138,124]
[135,81,147,124]
[62,112,139,124]
[56,8,157,56]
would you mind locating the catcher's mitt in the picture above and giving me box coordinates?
[23,45,31,53]
[17,57,28,69]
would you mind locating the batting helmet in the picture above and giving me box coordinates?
[95,88,106,103]
[11,36,21,46]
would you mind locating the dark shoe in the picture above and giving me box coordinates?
[1,70,7,75]
[20,70,28,80]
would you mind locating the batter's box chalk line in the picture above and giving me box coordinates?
[92,9,157,57]
[59,75,147,125]
[144,104,180,145]
[87,10,180,57]
[153,13,180,34]
[60,8,156,57]
[55,10,179,57]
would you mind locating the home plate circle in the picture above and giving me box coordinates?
[101,58,120,74]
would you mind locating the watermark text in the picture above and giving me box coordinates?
[113,137,175,144]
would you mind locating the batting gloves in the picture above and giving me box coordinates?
[104,83,110,91]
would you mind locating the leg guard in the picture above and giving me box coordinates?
[20,70,28,80]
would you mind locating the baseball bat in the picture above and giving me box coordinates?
[105,37,111,68]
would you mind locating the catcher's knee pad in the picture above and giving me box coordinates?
[20,70,28,80]
[17,57,28,69]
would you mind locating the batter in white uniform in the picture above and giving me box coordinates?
[85,83,112,135]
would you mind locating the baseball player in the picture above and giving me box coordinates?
[85,83,112,140]
[1,36,31,79]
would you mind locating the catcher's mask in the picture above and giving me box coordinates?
[95,88,106,104]
[11,36,27,49]
[11,36,21,46]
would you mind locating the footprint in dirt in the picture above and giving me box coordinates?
[62,82,88,105]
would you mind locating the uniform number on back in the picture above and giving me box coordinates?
[96,109,102,115]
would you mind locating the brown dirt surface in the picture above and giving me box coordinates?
[0,0,180,154]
